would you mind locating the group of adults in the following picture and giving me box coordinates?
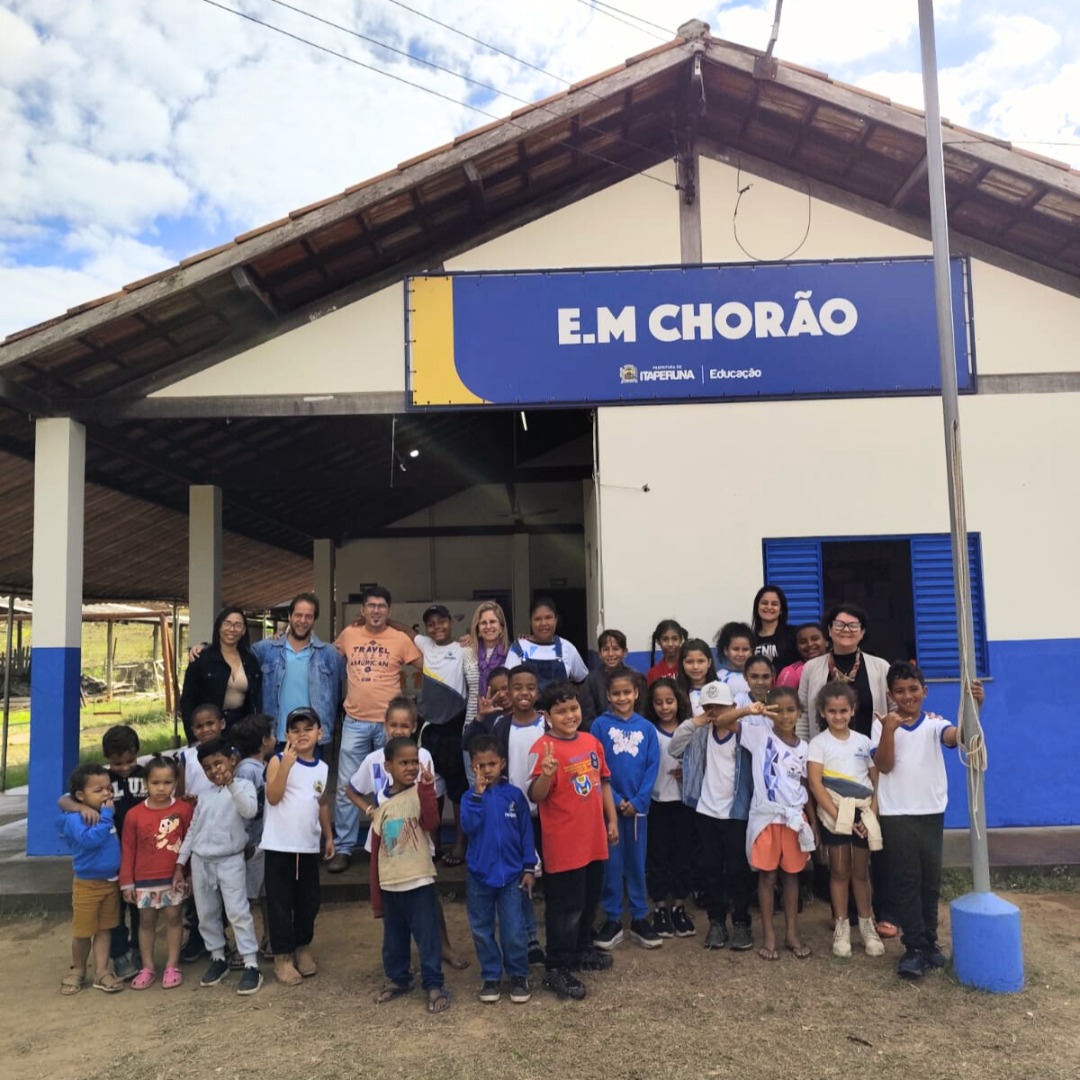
[179,589,590,872]
[179,583,892,876]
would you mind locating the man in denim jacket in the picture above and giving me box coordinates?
[252,593,344,749]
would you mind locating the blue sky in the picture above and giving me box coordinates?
[1,0,1077,338]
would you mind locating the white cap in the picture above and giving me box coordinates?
[699,681,734,708]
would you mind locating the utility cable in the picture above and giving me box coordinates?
[575,0,673,41]
[198,0,678,190]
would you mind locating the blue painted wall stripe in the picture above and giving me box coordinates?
[28,646,82,857]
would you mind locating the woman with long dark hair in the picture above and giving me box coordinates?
[750,584,799,669]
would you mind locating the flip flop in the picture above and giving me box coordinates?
[131,968,156,991]
[427,986,452,1014]
[162,966,184,989]
[440,852,465,867]
[786,943,813,959]
[376,982,414,1004]
[61,970,85,996]
[757,946,780,961]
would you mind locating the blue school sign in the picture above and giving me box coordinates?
[406,256,973,408]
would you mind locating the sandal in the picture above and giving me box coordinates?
[162,966,184,989]
[757,946,780,961]
[876,921,899,939]
[376,981,414,1004]
[427,986,452,1014]
[440,851,465,867]
[60,969,85,996]
[786,943,813,959]
[92,972,125,993]
[131,968,156,991]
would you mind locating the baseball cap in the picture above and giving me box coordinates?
[698,681,734,708]
[422,604,451,623]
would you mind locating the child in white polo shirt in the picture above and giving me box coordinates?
[872,661,984,981]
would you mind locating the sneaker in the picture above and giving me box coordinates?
[542,968,587,1001]
[671,905,696,938]
[652,907,675,938]
[898,949,931,979]
[832,920,852,959]
[237,967,263,995]
[509,976,531,1004]
[729,924,753,952]
[113,952,138,981]
[922,947,948,969]
[478,980,501,1003]
[592,919,623,951]
[573,948,614,972]
[704,920,729,950]
[199,957,230,987]
[629,918,663,949]
[527,941,546,967]
[180,932,206,964]
[858,917,885,957]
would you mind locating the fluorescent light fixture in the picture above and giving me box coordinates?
[409,448,420,458]
[520,411,528,431]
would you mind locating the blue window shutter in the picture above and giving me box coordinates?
[763,540,823,625]
[910,533,989,678]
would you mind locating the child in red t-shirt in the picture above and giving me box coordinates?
[529,682,618,1002]
[119,756,193,990]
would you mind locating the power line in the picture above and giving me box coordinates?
[263,0,672,166]
[575,0,673,41]
[197,0,678,190]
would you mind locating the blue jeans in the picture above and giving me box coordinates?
[602,814,649,921]
[334,718,387,854]
[382,884,443,990]
[467,872,529,982]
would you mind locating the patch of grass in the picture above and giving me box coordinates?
[941,866,1080,900]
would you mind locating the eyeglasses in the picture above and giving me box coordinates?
[364,602,389,611]
[831,620,862,632]
[221,621,245,630]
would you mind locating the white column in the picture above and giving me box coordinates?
[188,486,222,645]
[313,538,335,640]
[28,418,85,855]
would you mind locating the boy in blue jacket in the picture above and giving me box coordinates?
[592,669,661,950]
[57,763,125,995]
[461,735,537,1005]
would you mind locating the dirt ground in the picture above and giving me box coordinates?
[3,891,1077,1080]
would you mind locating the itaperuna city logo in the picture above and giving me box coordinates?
[619,364,638,384]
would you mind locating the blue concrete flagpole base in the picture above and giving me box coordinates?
[949,891,1024,993]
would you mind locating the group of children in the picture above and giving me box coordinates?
[56,604,981,1007]
[58,704,332,996]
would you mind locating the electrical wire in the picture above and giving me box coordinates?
[731,163,812,262]
[197,0,678,190]
[263,0,675,167]
[575,0,673,40]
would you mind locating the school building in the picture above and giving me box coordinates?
[2,22,1078,853]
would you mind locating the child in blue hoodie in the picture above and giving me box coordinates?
[57,764,125,995]
[592,669,660,951]
[461,735,537,1005]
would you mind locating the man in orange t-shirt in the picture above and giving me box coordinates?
[328,587,421,871]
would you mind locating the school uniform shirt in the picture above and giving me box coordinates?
[740,718,809,812]
[716,668,750,698]
[696,728,739,819]
[528,731,611,874]
[179,746,216,799]
[415,634,468,726]
[119,798,194,888]
[504,638,589,681]
[808,729,875,800]
[260,755,328,854]
[870,712,955,816]
[688,687,704,717]
[652,727,683,803]
[507,715,546,815]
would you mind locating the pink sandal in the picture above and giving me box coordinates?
[162,966,183,989]
[131,968,156,991]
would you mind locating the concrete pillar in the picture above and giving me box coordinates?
[188,486,222,646]
[28,418,85,855]
[511,533,531,639]
[313,538,335,641]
